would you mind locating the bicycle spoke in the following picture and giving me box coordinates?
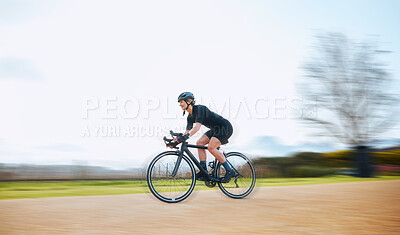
[147,153,195,203]
[218,153,255,198]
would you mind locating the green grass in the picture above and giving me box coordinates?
[1,175,399,200]
[0,180,149,200]
[255,175,400,187]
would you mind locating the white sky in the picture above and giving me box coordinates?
[0,0,399,169]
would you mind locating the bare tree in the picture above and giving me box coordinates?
[299,32,399,177]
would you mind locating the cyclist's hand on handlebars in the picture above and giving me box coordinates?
[176,133,190,143]
[172,134,182,142]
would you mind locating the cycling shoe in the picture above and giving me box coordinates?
[195,171,207,181]
[221,170,235,183]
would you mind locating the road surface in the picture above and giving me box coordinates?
[1,180,399,234]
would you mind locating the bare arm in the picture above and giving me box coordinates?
[187,122,202,137]
[175,123,201,142]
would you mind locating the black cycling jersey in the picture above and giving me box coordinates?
[186,105,227,130]
[186,104,233,144]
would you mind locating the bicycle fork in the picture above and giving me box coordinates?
[170,150,183,177]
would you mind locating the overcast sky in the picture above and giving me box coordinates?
[0,0,399,169]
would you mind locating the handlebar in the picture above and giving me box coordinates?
[169,130,183,137]
[163,131,183,149]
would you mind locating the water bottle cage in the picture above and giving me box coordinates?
[208,161,215,169]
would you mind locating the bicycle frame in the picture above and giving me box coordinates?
[148,131,256,203]
[170,141,238,181]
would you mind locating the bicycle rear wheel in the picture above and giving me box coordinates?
[147,151,196,203]
[217,152,256,199]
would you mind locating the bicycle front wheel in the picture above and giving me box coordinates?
[217,152,256,199]
[147,151,196,203]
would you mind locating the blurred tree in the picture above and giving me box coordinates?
[299,32,399,177]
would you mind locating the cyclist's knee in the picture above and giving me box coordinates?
[196,140,205,146]
[197,137,209,146]
[208,138,221,151]
[207,144,217,152]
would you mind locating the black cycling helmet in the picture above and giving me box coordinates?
[178,92,195,115]
[177,92,195,102]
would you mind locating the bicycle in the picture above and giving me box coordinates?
[146,131,256,203]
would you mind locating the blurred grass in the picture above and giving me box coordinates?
[1,175,399,200]
[0,180,149,199]
[255,175,400,187]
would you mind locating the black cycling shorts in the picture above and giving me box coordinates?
[204,121,233,145]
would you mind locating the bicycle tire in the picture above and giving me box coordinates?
[216,152,256,199]
[147,151,196,203]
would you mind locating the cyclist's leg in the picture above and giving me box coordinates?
[208,137,235,182]
[207,137,225,163]
[207,123,232,163]
[209,123,234,182]
[196,134,210,161]
[195,134,210,181]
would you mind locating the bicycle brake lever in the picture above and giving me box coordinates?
[169,130,183,137]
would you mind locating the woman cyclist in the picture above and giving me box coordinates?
[173,92,235,183]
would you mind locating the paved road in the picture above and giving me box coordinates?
[1,180,399,234]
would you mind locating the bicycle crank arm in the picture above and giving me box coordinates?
[209,176,222,182]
